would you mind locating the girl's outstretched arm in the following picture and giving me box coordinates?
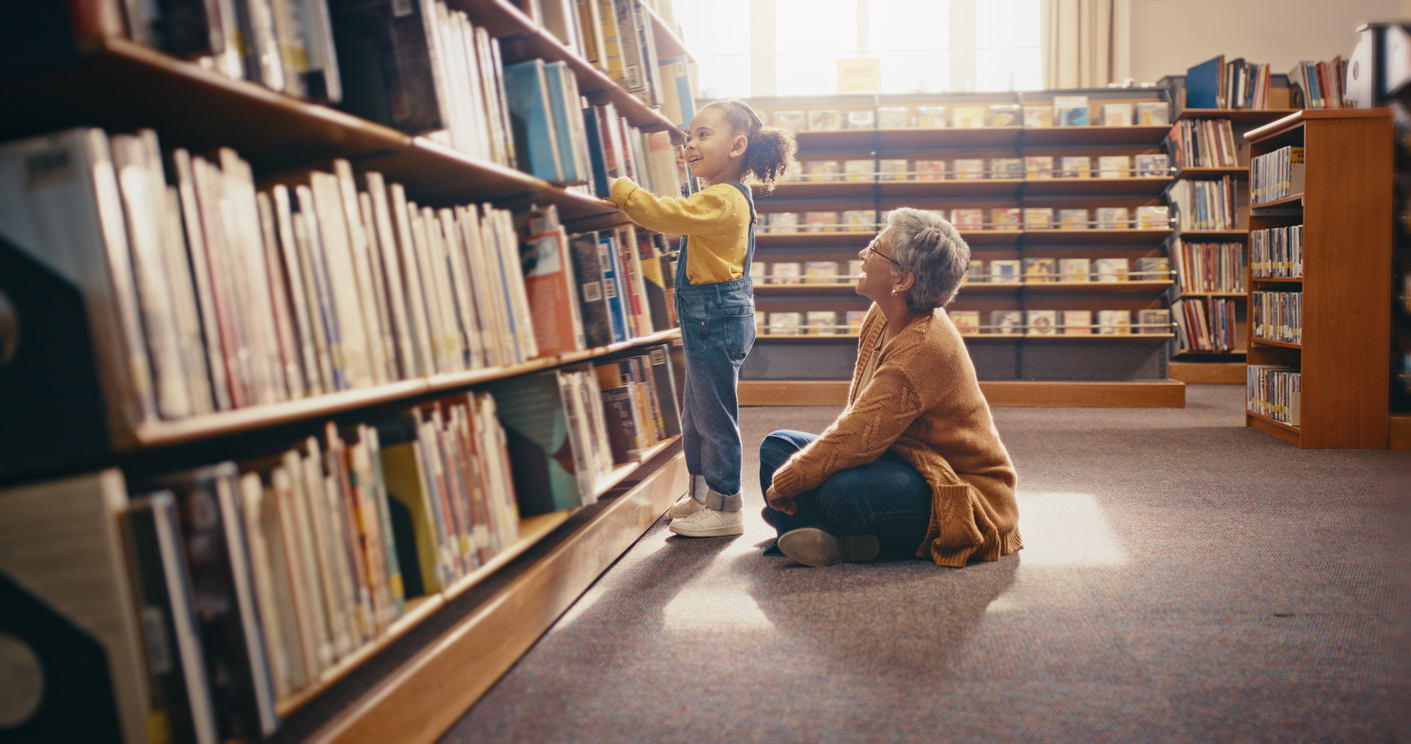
[609,177,737,236]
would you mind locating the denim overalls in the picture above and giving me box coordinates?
[675,182,757,511]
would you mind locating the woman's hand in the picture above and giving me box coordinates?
[765,485,798,516]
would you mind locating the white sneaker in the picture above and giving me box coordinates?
[669,506,744,537]
[667,495,705,520]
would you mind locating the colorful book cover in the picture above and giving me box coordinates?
[990,310,1022,334]
[1097,156,1131,179]
[950,310,980,333]
[635,232,672,332]
[521,230,583,356]
[954,159,985,181]
[1025,156,1054,179]
[916,160,946,181]
[1059,209,1089,229]
[1059,156,1091,178]
[1059,258,1092,281]
[806,310,839,335]
[951,209,984,229]
[1023,106,1053,127]
[568,233,614,348]
[1061,310,1092,335]
[1026,310,1058,335]
[1054,96,1089,126]
[502,60,564,182]
[879,159,909,181]
[482,371,584,515]
[990,104,1022,126]
[597,233,629,342]
[991,208,1021,230]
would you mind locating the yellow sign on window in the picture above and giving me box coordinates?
[837,57,881,93]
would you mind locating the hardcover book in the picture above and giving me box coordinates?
[769,312,802,336]
[954,159,986,181]
[992,158,1024,179]
[1054,96,1089,126]
[804,160,841,182]
[879,159,909,180]
[1098,103,1133,126]
[950,310,980,334]
[916,160,946,181]
[990,260,1021,283]
[991,208,1021,230]
[568,233,614,348]
[845,110,875,130]
[989,104,1022,126]
[952,106,988,128]
[1024,257,1057,282]
[877,106,912,128]
[1136,101,1170,125]
[1023,105,1053,127]
[1097,309,1133,335]
[483,371,584,515]
[1094,258,1131,282]
[1026,310,1058,335]
[1059,258,1092,281]
[990,310,1022,334]
[1023,208,1054,229]
[915,106,947,128]
[807,110,842,131]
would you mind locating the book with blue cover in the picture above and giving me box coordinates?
[542,61,584,184]
[582,107,612,197]
[1186,55,1224,109]
[598,233,630,342]
[502,59,564,182]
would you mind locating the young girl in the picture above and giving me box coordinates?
[608,100,795,537]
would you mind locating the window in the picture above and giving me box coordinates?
[679,0,1042,98]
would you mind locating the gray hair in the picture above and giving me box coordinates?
[884,208,971,311]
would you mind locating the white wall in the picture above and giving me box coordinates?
[1127,0,1404,85]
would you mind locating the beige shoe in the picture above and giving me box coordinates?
[776,528,879,566]
[667,495,705,520]
[669,507,744,537]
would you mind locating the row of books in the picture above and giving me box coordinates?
[767,99,1169,132]
[967,257,1171,284]
[0,127,677,432]
[0,348,683,743]
[1250,146,1305,205]
[1166,119,1241,169]
[755,309,1171,337]
[1250,225,1304,278]
[1173,297,1240,353]
[786,155,1171,182]
[751,260,861,285]
[1252,291,1303,344]
[1185,56,1277,110]
[1170,239,1247,294]
[1247,365,1301,425]
[761,207,1170,234]
[101,0,342,102]
[1170,176,1238,230]
[1289,58,1349,110]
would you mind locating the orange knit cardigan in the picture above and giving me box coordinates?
[768,304,1022,566]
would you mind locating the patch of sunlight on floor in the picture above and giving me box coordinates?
[663,584,776,631]
[1012,491,1130,568]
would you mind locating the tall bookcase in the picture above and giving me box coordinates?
[1243,109,1392,448]
[739,90,1184,409]
[1165,108,1298,384]
[0,3,692,743]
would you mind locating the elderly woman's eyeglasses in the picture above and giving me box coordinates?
[862,238,898,267]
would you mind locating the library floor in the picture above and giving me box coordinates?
[441,385,1411,744]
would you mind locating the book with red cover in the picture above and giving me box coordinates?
[521,228,585,356]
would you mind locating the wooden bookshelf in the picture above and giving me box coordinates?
[1243,109,1393,448]
[0,3,698,742]
[739,380,1185,407]
[744,92,1180,403]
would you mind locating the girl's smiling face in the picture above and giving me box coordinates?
[684,108,747,185]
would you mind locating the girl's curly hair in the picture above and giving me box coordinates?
[700,100,797,194]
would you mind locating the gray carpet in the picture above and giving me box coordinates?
[441,385,1411,743]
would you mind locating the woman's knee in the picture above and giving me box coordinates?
[759,430,810,469]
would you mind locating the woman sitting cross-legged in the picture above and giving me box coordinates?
[760,208,1022,567]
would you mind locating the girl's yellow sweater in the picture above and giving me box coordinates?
[608,178,751,285]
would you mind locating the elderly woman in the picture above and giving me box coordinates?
[760,208,1022,567]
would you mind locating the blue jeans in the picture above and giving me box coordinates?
[677,279,755,509]
[759,430,932,559]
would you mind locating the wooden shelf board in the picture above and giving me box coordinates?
[1022,125,1171,146]
[439,511,572,602]
[877,179,1025,198]
[1022,177,1172,196]
[757,231,877,248]
[1247,411,1301,445]
[1175,291,1247,298]
[425,329,681,392]
[1250,276,1303,284]
[1021,333,1175,343]
[741,380,1185,407]
[1170,361,1246,384]
[1178,229,1249,239]
[1022,280,1174,295]
[643,3,693,61]
[1252,337,1302,350]
[1022,228,1173,245]
[1244,108,1393,143]
[0,37,409,173]
[1177,109,1301,124]
[1175,167,1249,180]
[467,0,682,140]
[760,181,878,200]
[1251,193,1304,209]
[755,284,859,295]
[875,127,1024,149]
[957,282,1024,295]
[275,593,447,718]
[131,331,680,448]
[308,453,689,744]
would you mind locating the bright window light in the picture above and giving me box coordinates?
[776,0,857,54]
[869,0,949,52]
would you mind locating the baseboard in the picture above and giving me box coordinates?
[1170,361,1245,384]
[1391,415,1411,451]
[740,380,1186,408]
[308,452,689,744]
